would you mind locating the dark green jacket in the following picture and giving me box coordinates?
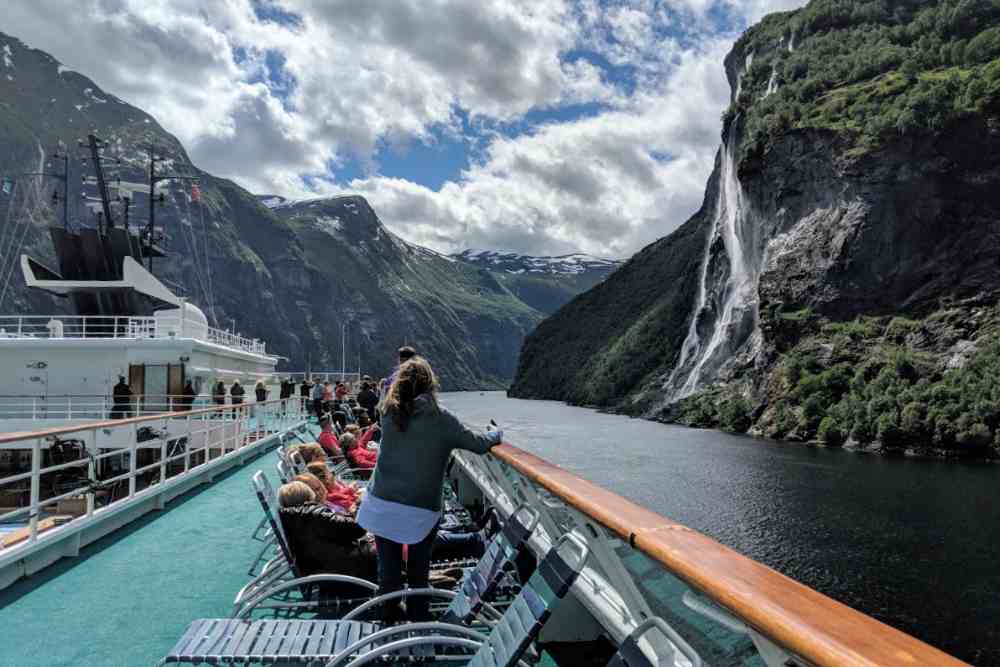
[369,394,493,511]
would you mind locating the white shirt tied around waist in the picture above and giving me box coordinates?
[357,491,440,544]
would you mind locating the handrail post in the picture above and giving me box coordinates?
[129,424,138,498]
[184,413,192,473]
[160,418,168,486]
[28,437,41,543]
[87,428,97,517]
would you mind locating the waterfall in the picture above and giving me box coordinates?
[664,126,759,401]
[764,66,779,97]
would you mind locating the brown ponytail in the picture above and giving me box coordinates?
[380,356,438,431]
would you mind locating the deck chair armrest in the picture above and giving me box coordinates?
[328,621,488,667]
[341,588,457,621]
[235,574,378,618]
[327,636,484,667]
[232,559,291,608]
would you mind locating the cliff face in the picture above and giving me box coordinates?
[0,32,600,389]
[511,0,1000,451]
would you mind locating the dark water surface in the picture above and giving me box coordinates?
[442,392,1000,666]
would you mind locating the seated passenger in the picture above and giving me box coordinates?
[358,423,380,450]
[290,442,327,465]
[307,461,360,514]
[341,432,377,470]
[317,418,344,461]
[292,473,338,511]
[277,481,377,582]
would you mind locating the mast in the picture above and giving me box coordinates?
[24,149,70,229]
[87,134,115,228]
[146,144,198,274]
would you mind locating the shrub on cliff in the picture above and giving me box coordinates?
[818,416,845,446]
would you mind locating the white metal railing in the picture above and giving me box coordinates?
[0,398,308,553]
[0,315,267,355]
[282,372,363,385]
[0,393,286,420]
[452,447,970,667]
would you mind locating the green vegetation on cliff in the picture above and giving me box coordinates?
[730,0,1000,162]
[678,307,1000,457]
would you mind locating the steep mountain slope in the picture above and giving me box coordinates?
[511,0,1000,454]
[0,32,550,388]
[452,249,621,314]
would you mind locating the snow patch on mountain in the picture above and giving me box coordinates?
[316,215,343,234]
[3,44,13,68]
[453,249,621,276]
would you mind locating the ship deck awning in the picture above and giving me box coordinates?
[20,255,177,309]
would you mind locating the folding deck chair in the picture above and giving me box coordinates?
[323,533,589,667]
[160,533,586,666]
[236,490,539,621]
[234,471,377,613]
[606,618,702,667]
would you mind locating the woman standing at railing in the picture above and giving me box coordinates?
[356,356,502,622]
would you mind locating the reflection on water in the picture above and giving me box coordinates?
[441,391,1000,666]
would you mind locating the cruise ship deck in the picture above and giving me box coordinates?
[0,425,318,666]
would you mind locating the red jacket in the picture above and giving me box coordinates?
[335,385,349,400]
[348,445,377,469]
[326,484,359,512]
[318,431,343,460]
[357,425,378,450]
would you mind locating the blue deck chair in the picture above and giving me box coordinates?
[323,533,589,667]
[162,504,546,666]
[607,618,702,667]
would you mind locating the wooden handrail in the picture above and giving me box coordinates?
[0,397,301,445]
[491,444,970,667]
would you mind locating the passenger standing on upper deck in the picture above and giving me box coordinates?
[357,356,502,622]
[212,380,226,407]
[311,381,325,421]
[335,381,349,402]
[180,380,197,411]
[386,346,416,387]
[300,378,312,413]
[322,381,334,414]
[255,381,267,403]
[357,381,379,422]
[230,381,245,417]
[110,376,132,419]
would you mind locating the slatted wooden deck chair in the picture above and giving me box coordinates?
[162,504,546,666]
[322,533,590,667]
[606,618,702,667]
[160,533,585,667]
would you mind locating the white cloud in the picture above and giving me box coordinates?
[351,37,734,258]
[2,0,808,256]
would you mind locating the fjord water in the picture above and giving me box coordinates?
[442,391,1000,666]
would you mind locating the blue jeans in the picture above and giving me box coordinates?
[374,523,439,622]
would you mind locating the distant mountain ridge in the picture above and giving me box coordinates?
[451,249,620,315]
[0,32,608,389]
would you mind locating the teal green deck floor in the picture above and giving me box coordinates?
[0,436,300,667]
